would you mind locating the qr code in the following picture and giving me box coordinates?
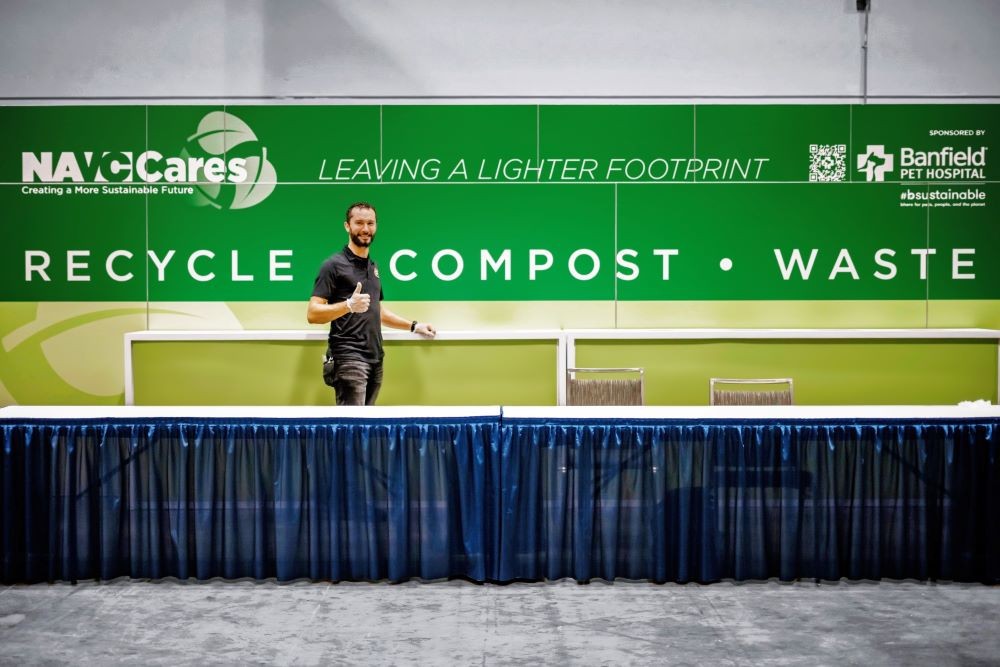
[809,144,846,182]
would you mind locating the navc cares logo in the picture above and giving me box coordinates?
[20,110,277,210]
[857,145,894,182]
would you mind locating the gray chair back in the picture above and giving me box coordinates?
[567,368,645,406]
[710,378,794,406]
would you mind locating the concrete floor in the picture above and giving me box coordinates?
[0,578,998,666]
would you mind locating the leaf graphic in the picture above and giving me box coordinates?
[192,181,222,208]
[231,156,276,210]
[189,111,258,155]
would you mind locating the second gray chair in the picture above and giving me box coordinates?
[567,368,645,406]
[709,378,794,406]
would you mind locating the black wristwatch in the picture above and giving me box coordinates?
[410,321,417,332]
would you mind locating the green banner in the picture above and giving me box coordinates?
[3,104,996,302]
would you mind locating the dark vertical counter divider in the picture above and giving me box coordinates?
[2,411,998,584]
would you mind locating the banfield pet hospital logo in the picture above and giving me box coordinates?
[857,145,894,182]
[856,143,987,182]
[20,111,276,210]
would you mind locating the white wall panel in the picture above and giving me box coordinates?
[0,0,995,99]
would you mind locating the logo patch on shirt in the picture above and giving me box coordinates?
[373,266,380,279]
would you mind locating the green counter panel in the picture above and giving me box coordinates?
[132,339,558,406]
[574,339,998,405]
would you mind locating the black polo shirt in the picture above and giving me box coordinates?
[311,245,385,363]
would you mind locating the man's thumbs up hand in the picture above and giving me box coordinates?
[345,282,371,313]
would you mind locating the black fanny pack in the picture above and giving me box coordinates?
[322,349,336,387]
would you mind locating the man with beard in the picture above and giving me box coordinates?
[307,201,436,405]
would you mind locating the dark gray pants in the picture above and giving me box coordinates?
[325,358,383,406]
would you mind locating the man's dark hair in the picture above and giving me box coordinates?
[345,201,376,223]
